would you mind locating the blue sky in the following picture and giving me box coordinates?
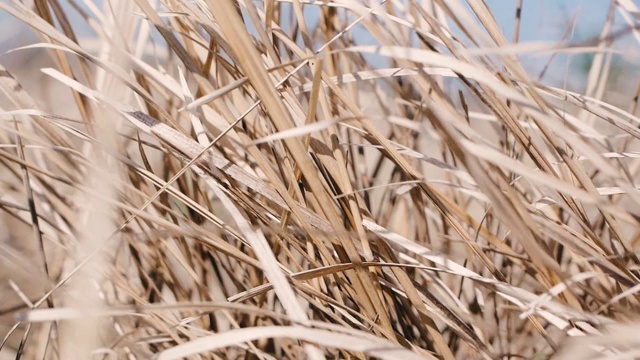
[485,0,636,88]
[0,0,634,88]
[487,0,613,42]
[0,1,620,45]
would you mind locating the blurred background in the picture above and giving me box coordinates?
[2,0,638,95]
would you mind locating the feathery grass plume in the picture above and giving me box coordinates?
[0,0,640,359]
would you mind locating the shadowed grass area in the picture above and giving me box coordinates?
[1,0,640,359]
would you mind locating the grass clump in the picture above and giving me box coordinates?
[1,0,640,359]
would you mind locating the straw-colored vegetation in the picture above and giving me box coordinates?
[1,0,640,359]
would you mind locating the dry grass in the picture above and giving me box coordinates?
[1,0,640,359]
